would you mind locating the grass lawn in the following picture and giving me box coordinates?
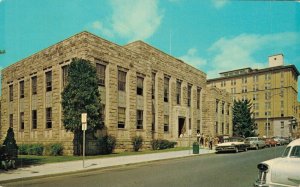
[17,147,190,167]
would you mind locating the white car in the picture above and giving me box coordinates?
[254,138,300,187]
[215,137,248,153]
[245,137,266,150]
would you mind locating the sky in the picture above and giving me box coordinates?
[0,0,299,97]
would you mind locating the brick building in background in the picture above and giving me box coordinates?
[0,31,232,155]
[208,54,300,138]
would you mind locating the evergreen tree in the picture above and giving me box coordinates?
[61,58,103,155]
[232,99,257,137]
[3,127,18,157]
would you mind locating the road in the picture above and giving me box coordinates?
[3,146,285,187]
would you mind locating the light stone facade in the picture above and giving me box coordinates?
[0,31,232,155]
[207,54,299,138]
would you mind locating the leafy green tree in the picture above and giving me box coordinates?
[61,58,103,155]
[2,127,18,157]
[232,99,257,137]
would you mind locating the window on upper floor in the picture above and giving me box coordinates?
[152,72,156,99]
[62,65,70,88]
[118,70,126,91]
[176,80,181,105]
[19,80,24,98]
[9,85,13,101]
[46,71,52,92]
[164,77,169,102]
[137,76,144,96]
[187,84,192,107]
[31,76,37,95]
[96,63,105,86]
[197,87,201,109]
[32,110,37,129]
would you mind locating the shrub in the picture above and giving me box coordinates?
[98,135,116,154]
[31,144,44,156]
[132,136,143,152]
[151,139,177,150]
[49,143,64,156]
[18,144,30,155]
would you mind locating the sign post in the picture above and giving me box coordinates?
[81,113,87,168]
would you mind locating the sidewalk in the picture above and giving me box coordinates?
[0,148,215,183]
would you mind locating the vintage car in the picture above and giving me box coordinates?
[215,137,248,153]
[245,137,266,150]
[254,138,300,187]
[265,138,278,147]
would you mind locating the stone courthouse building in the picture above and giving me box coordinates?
[0,31,232,155]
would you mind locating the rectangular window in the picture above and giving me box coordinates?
[164,115,169,132]
[253,75,258,82]
[222,122,224,134]
[281,121,284,129]
[152,72,155,99]
[226,123,229,134]
[216,100,219,113]
[197,88,201,109]
[164,77,169,102]
[242,77,247,84]
[46,71,52,92]
[9,114,13,128]
[46,107,52,128]
[62,65,69,88]
[118,107,125,128]
[215,122,218,134]
[265,123,270,131]
[281,100,284,109]
[118,70,126,91]
[32,110,37,129]
[137,76,144,96]
[96,63,105,86]
[20,112,24,130]
[19,80,24,98]
[176,80,181,105]
[187,84,192,107]
[9,85,13,101]
[136,110,143,129]
[222,102,225,114]
[31,76,37,95]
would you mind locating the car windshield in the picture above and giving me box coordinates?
[290,146,300,158]
[282,146,291,157]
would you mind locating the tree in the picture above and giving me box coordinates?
[2,127,18,157]
[232,99,257,138]
[61,58,103,155]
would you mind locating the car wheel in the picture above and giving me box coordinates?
[255,145,259,150]
[235,147,239,153]
[244,147,247,152]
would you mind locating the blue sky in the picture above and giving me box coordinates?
[0,0,299,97]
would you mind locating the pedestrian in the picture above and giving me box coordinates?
[196,131,201,144]
[200,133,204,146]
[209,136,213,150]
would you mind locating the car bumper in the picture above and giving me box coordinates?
[215,146,236,152]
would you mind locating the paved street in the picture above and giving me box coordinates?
[3,146,285,187]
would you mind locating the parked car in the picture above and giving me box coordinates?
[265,138,278,147]
[245,137,266,150]
[215,137,248,153]
[254,138,300,187]
[273,137,289,145]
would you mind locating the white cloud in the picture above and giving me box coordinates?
[212,0,229,9]
[179,48,207,69]
[206,32,300,78]
[90,0,163,41]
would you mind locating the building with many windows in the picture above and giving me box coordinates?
[0,31,232,154]
[207,54,300,138]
